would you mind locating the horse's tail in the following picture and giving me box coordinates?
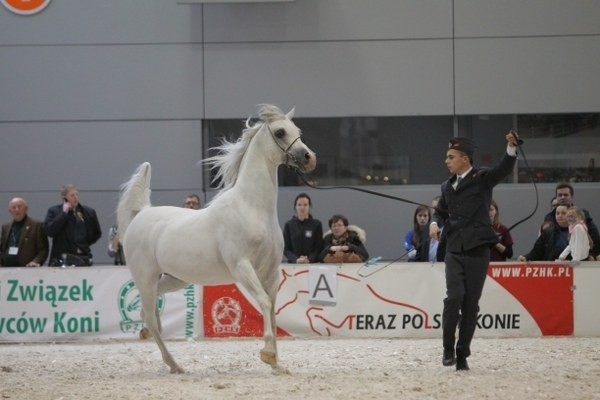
[117,162,152,237]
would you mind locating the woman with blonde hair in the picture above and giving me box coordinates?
[558,206,591,262]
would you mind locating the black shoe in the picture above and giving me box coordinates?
[456,356,469,371]
[442,349,456,366]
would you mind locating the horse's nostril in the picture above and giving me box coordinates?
[304,153,311,160]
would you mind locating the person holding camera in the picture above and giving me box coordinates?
[44,184,102,266]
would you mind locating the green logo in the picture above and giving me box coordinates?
[118,280,165,334]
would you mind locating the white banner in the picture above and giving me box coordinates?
[275,263,447,337]
[0,267,199,343]
[1,262,595,342]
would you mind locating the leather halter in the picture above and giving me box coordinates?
[266,122,303,167]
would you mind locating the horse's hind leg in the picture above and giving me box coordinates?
[138,305,161,340]
[158,273,189,295]
[139,274,189,340]
[138,281,184,374]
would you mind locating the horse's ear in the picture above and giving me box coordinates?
[285,107,296,120]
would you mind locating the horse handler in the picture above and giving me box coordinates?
[429,132,519,371]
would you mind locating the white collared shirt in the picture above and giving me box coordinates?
[453,167,472,190]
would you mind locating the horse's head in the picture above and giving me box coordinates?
[259,105,317,173]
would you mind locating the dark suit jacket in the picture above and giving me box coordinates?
[44,203,102,264]
[1,215,49,266]
[432,152,517,254]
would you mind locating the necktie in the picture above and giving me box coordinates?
[455,176,462,190]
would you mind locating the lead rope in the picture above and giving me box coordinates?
[504,140,539,232]
[293,136,539,277]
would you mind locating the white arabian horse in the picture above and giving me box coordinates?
[117,105,316,374]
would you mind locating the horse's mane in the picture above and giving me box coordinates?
[204,104,288,194]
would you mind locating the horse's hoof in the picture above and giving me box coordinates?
[260,349,277,366]
[139,327,151,340]
[170,366,185,374]
[272,365,291,376]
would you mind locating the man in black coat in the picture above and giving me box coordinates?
[44,184,102,266]
[429,132,519,371]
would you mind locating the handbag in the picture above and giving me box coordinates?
[324,250,364,263]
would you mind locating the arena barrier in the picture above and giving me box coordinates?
[1,262,599,342]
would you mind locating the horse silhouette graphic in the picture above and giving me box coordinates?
[275,266,444,337]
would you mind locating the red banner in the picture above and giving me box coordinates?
[487,263,573,335]
[203,284,290,338]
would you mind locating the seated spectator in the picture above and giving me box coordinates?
[182,194,201,209]
[540,196,560,232]
[541,182,599,259]
[44,184,102,266]
[518,204,570,261]
[1,197,49,267]
[428,196,445,262]
[107,224,126,265]
[558,206,591,262]
[550,196,559,210]
[489,199,513,261]
[405,197,446,263]
[319,214,369,263]
[283,193,323,264]
[404,205,430,261]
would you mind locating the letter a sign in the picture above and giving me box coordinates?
[308,264,337,306]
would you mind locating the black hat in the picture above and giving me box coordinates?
[448,137,477,158]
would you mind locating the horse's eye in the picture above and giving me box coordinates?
[274,129,285,138]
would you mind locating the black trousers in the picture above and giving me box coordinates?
[442,245,490,358]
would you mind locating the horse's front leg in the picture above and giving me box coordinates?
[261,298,290,375]
[234,260,289,375]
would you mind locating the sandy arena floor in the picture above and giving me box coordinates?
[1,337,599,400]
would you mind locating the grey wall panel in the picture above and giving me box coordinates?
[0,45,204,121]
[2,0,600,267]
[0,120,204,192]
[0,1,202,45]
[204,0,452,42]
[455,0,600,37]
[454,36,600,115]
[204,40,454,118]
